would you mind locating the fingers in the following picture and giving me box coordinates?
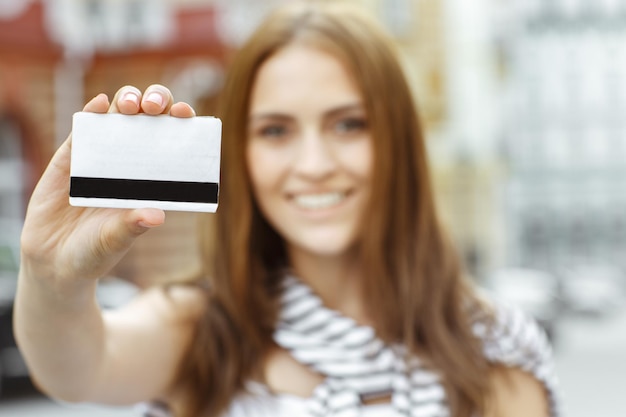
[87,85,196,118]
[141,85,174,115]
[82,94,110,113]
[169,101,196,118]
[108,86,143,115]
[107,84,175,115]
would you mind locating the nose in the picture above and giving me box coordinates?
[291,128,337,180]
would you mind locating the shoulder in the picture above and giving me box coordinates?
[101,284,209,367]
[106,283,208,326]
[486,366,550,417]
[156,283,209,324]
[470,294,552,368]
[469,294,562,416]
[75,284,210,405]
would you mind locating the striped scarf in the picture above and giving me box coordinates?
[139,276,560,417]
[273,275,449,417]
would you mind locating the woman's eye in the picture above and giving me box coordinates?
[259,125,288,138]
[334,117,367,135]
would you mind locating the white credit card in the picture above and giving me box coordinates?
[69,112,222,212]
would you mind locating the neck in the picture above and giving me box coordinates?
[287,246,370,325]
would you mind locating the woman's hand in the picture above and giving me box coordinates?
[20,84,196,288]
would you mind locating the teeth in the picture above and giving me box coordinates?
[294,192,345,209]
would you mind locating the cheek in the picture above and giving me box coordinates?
[246,143,285,202]
[340,139,373,181]
[359,147,373,179]
[246,142,274,181]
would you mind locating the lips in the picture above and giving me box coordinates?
[291,191,348,209]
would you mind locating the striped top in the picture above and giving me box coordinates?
[141,275,562,417]
[226,275,561,417]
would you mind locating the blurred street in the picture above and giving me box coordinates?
[0,305,624,417]
[554,307,626,417]
[0,396,136,417]
[0,381,136,417]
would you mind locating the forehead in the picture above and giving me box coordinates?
[249,44,362,114]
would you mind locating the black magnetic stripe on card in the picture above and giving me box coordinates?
[70,177,218,204]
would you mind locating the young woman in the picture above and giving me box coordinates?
[15,2,560,417]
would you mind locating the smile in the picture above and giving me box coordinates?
[292,192,347,209]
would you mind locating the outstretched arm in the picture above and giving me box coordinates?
[14,85,204,405]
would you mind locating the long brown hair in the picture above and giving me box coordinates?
[174,2,490,416]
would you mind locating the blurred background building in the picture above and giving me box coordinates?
[1,0,625,416]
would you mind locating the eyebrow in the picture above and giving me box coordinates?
[248,102,365,123]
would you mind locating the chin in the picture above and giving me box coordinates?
[291,234,356,258]
[306,244,351,257]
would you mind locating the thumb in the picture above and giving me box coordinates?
[99,208,165,255]
[133,208,166,231]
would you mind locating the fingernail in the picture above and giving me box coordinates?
[121,91,139,106]
[138,220,157,228]
[145,92,163,108]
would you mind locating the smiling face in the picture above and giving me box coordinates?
[246,45,372,261]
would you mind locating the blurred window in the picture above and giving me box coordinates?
[0,116,24,221]
[381,0,413,38]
